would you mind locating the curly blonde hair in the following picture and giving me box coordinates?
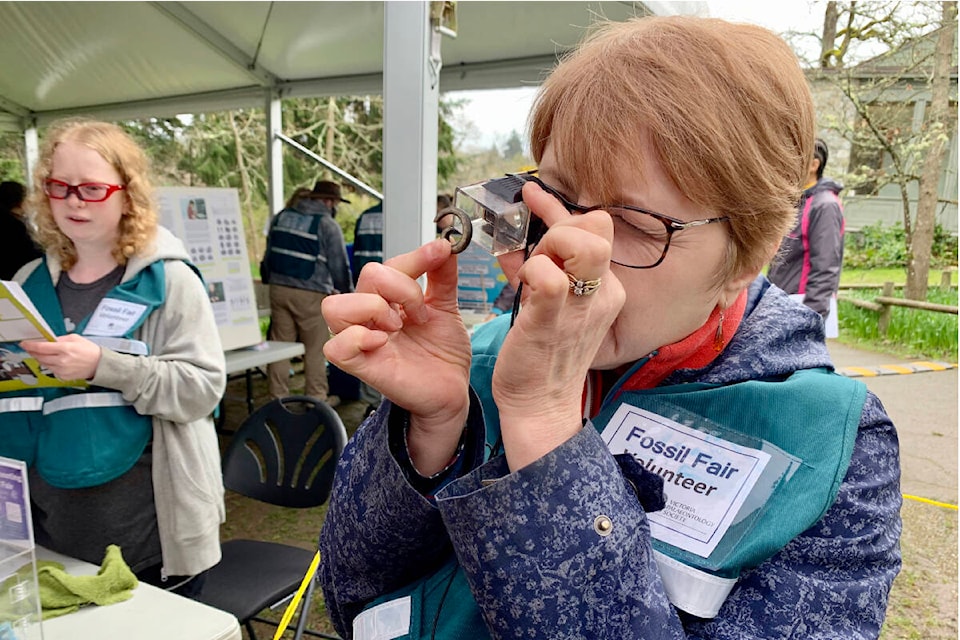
[529,16,816,281]
[27,119,158,271]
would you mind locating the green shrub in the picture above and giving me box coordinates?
[933,223,960,266]
[845,222,958,270]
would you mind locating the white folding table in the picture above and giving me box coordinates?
[35,547,241,640]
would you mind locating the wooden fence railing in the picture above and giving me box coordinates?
[837,276,959,335]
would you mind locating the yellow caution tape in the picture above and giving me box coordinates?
[903,494,958,510]
[273,550,322,640]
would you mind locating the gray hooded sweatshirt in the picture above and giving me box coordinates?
[16,225,226,577]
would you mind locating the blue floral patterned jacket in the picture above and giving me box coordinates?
[318,277,902,639]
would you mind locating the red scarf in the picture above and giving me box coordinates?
[584,289,748,416]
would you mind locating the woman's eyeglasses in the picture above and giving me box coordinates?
[526,175,729,269]
[44,178,125,203]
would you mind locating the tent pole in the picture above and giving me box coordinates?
[24,124,38,188]
[383,0,440,263]
[266,90,284,231]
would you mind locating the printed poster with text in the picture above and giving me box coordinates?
[156,187,261,351]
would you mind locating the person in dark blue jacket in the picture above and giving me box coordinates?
[262,181,353,404]
[350,200,384,413]
[318,16,901,640]
[352,201,383,286]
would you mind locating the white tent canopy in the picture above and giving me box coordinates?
[0,1,705,258]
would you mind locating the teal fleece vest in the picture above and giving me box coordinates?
[357,318,866,637]
[594,373,863,577]
[471,318,864,578]
[0,260,167,488]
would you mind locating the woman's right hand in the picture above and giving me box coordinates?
[322,238,472,475]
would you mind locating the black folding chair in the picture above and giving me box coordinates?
[199,396,346,639]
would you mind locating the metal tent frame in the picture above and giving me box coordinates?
[0,1,705,259]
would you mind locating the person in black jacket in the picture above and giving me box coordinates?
[0,181,42,279]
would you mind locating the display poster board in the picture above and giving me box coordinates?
[156,187,262,351]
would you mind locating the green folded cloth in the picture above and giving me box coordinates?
[0,545,138,621]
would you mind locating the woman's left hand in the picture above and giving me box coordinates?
[493,180,626,471]
[20,334,102,381]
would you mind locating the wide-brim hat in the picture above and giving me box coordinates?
[312,180,351,203]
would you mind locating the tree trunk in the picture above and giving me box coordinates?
[821,1,840,68]
[229,110,261,261]
[905,1,956,300]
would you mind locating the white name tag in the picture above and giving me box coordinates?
[601,404,770,558]
[83,299,148,337]
[353,596,411,640]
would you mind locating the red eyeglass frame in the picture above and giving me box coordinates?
[43,178,126,203]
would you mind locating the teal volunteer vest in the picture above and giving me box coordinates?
[0,260,168,488]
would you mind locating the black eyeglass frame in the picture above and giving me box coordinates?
[524,173,729,269]
[43,178,126,203]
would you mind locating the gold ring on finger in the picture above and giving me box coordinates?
[566,272,602,297]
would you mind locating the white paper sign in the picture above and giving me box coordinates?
[601,404,770,558]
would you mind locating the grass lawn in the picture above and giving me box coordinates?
[841,267,957,287]
[837,268,958,362]
[879,500,958,640]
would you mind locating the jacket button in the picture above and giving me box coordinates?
[594,515,613,537]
